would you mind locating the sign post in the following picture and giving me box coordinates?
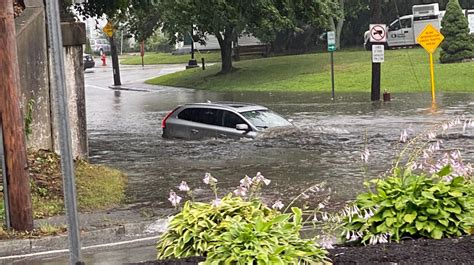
[416,24,444,103]
[0,125,11,230]
[369,24,387,101]
[327,31,336,100]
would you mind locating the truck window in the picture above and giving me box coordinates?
[389,20,401,31]
[400,18,412,28]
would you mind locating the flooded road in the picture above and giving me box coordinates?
[85,65,473,208]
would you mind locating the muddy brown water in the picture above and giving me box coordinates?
[86,85,473,208]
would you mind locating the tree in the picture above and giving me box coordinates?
[329,0,367,49]
[153,0,334,74]
[440,0,474,63]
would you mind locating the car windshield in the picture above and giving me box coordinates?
[240,110,291,129]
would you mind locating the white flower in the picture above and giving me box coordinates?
[399,129,408,143]
[361,148,370,163]
[211,198,221,207]
[321,212,329,221]
[239,175,253,188]
[178,181,190,192]
[272,200,284,210]
[253,172,271,185]
[203,173,217,185]
[168,190,182,207]
[233,186,247,197]
[313,214,319,222]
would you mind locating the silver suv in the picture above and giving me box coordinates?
[162,102,292,139]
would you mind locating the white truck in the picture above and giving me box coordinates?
[364,3,474,50]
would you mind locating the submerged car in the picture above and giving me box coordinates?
[162,102,292,139]
[83,54,95,70]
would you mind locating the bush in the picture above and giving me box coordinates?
[156,173,329,264]
[341,166,474,244]
[339,118,474,245]
[440,0,474,63]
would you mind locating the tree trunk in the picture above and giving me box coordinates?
[330,0,345,49]
[0,0,34,231]
[215,28,234,74]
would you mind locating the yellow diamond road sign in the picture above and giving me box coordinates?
[416,24,444,54]
[103,22,114,37]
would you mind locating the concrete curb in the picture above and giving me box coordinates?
[0,218,169,258]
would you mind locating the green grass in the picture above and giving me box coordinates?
[0,158,126,222]
[146,48,474,93]
[121,51,222,65]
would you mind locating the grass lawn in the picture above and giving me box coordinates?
[146,48,474,93]
[121,51,221,65]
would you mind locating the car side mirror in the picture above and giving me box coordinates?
[236,124,249,131]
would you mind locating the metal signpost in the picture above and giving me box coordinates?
[45,1,84,264]
[327,31,336,100]
[0,125,11,230]
[369,24,387,101]
[416,24,444,104]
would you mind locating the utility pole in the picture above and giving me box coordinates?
[370,0,382,101]
[0,0,34,231]
[110,34,122,86]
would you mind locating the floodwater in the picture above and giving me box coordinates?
[85,66,474,208]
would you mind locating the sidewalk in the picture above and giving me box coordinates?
[0,204,173,259]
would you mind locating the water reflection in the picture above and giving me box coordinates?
[86,88,473,208]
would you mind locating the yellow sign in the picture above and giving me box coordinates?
[103,22,114,37]
[416,24,444,54]
[416,24,444,104]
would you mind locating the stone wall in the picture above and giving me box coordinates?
[15,0,52,150]
[15,0,88,159]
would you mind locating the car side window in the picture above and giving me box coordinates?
[222,111,246,128]
[178,108,221,126]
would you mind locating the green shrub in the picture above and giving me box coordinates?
[156,173,329,264]
[205,207,328,264]
[341,165,474,244]
[440,0,474,63]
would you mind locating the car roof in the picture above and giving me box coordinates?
[181,102,268,113]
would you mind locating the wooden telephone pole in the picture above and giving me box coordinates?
[0,0,34,231]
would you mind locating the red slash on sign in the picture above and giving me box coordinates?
[369,24,387,43]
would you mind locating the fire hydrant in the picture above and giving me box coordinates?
[101,53,107,66]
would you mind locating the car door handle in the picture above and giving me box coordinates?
[404,30,409,33]
[191,129,199,134]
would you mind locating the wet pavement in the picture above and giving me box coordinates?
[85,64,474,209]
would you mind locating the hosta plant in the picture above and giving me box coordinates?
[156,173,329,264]
[341,165,474,244]
[205,207,328,264]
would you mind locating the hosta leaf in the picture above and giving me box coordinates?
[445,205,461,214]
[404,213,417,223]
[421,191,436,200]
[431,228,443,239]
[386,217,397,227]
[426,208,439,215]
[436,165,452,177]
[415,220,426,231]
[448,190,463,197]
[438,219,449,227]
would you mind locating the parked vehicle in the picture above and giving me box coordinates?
[364,3,474,50]
[162,102,293,139]
[90,38,111,54]
[83,54,95,70]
